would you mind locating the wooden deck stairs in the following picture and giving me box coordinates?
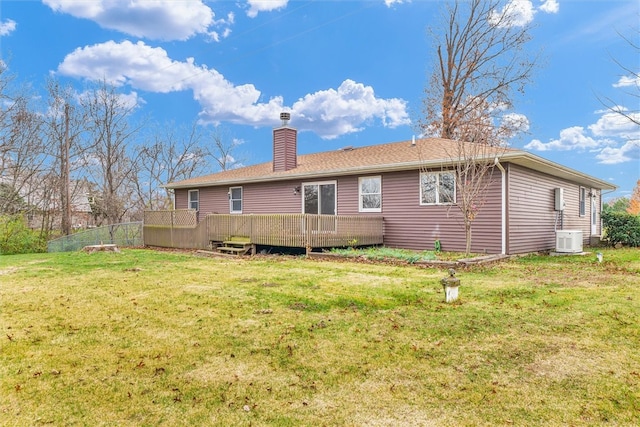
[217,236,256,256]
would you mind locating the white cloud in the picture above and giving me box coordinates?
[291,79,410,139]
[0,19,17,36]
[525,106,640,165]
[613,74,640,88]
[490,0,536,27]
[43,0,225,41]
[246,0,289,18]
[503,112,530,130]
[539,0,559,14]
[56,41,410,139]
[489,0,558,28]
[589,109,640,140]
[596,140,640,165]
[524,126,604,151]
[384,0,409,7]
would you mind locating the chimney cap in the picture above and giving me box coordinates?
[280,112,291,125]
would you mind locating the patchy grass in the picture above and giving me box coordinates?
[1,248,639,426]
[329,246,438,263]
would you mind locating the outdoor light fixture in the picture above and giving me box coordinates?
[293,186,301,195]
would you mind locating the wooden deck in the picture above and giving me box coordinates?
[143,211,384,252]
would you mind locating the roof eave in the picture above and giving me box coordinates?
[163,158,462,189]
[499,151,617,191]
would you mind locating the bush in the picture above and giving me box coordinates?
[0,215,47,254]
[601,211,640,247]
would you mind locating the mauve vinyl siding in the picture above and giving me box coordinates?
[379,169,502,253]
[507,164,595,254]
[273,127,297,172]
[175,169,503,253]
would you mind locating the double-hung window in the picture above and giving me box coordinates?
[229,187,242,213]
[188,190,199,211]
[420,171,456,205]
[359,176,382,212]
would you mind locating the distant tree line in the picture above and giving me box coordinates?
[0,64,241,245]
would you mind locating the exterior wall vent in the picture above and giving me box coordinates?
[555,230,583,253]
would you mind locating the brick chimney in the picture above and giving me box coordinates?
[273,112,297,172]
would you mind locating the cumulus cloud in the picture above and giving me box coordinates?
[525,126,604,151]
[292,79,410,139]
[589,109,640,139]
[56,41,410,138]
[525,106,640,165]
[613,74,640,88]
[42,0,228,41]
[489,0,558,28]
[596,140,640,165]
[0,19,17,36]
[246,0,289,18]
[539,0,559,14]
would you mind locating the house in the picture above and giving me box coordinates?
[158,114,616,255]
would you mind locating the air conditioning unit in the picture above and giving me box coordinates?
[556,230,583,253]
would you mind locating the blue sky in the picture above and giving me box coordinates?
[1,0,638,200]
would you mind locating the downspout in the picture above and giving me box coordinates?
[494,158,506,255]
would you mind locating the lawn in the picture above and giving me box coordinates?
[1,248,639,426]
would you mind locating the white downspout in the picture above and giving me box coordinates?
[494,158,506,255]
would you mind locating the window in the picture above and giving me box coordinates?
[579,187,586,216]
[359,176,381,212]
[229,187,242,213]
[420,172,455,205]
[303,181,336,215]
[188,190,199,211]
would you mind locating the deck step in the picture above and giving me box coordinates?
[217,237,255,256]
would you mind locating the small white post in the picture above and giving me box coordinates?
[441,268,461,303]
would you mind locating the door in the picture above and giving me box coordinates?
[303,181,336,232]
[590,190,598,235]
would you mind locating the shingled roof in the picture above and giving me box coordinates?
[165,137,615,191]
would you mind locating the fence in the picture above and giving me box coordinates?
[47,222,144,253]
[143,211,384,250]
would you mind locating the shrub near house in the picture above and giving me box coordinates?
[602,211,640,247]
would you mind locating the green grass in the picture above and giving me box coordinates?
[329,246,438,263]
[1,248,639,426]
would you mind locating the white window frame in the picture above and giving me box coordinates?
[229,186,242,214]
[419,171,456,205]
[359,176,382,213]
[188,189,199,211]
[579,187,586,217]
[302,180,337,215]
[302,180,337,233]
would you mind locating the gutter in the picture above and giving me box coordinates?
[494,158,507,255]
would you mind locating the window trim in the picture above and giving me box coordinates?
[188,189,199,211]
[358,175,382,213]
[419,171,456,205]
[302,180,337,215]
[229,186,243,214]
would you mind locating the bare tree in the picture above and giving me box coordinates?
[0,88,48,220]
[43,79,89,235]
[134,121,212,212]
[81,81,141,225]
[420,0,537,254]
[207,125,244,171]
[597,27,639,127]
[134,123,243,213]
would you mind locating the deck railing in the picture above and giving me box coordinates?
[143,211,383,250]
